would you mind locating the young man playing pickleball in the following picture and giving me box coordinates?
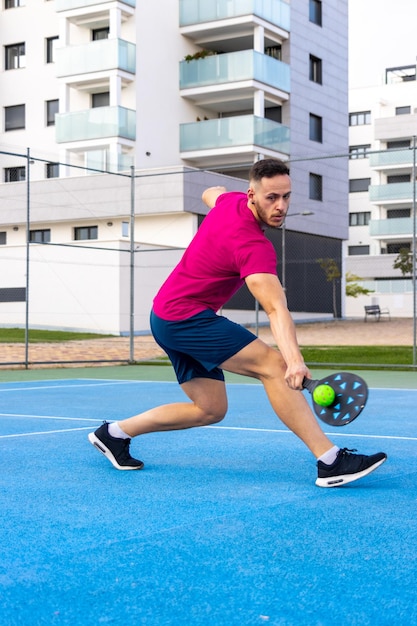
[89,158,387,487]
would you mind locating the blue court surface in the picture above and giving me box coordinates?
[0,373,416,626]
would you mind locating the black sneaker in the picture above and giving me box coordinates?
[316,448,387,487]
[88,422,144,471]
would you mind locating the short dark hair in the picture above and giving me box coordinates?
[249,158,290,182]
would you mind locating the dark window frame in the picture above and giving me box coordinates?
[5,42,25,70]
[309,54,322,84]
[74,226,98,241]
[46,36,59,64]
[309,0,322,26]
[309,172,323,201]
[5,104,25,131]
[309,113,323,143]
[29,229,51,244]
[349,178,371,193]
[4,166,25,182]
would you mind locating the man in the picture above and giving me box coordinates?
[89,158,387,487]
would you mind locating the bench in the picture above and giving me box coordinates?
[364,305,391,322]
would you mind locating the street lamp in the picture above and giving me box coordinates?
[281,211,314,292]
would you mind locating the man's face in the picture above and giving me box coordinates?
[247,174,291,229]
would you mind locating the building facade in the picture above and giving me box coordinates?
[347,64,417,318]
[0,0,349,334]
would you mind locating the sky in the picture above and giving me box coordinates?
[349,0,417,88]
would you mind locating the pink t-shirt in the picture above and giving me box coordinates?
[153,192,277,320]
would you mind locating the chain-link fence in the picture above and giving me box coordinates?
[0,147,416,368]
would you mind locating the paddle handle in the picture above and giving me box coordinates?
[302,377,317,393]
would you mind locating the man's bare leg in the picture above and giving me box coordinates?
[220,338,334,458]
[118,377,228,437]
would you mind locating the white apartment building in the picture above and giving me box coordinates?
[0,0,349,334]
[347,64,417,318]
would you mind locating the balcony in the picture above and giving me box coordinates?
[179,0,290,31]
[374,113,417,142]
[180,50,290,109]
[180,115,290,166]
[56,106,136,143]
[56,0,135,11]
[369,149,414,170]
[55,39,136,80]
[369,217,414,238]
[369,182,414,204]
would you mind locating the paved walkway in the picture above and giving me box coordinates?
[0,316,413,370]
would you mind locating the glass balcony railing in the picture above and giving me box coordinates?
[180,115,290,154]
[180,50,290,92]
[56,106,136,143]
[369,182,414,203]
[56,0,135,11]
[179,0,290,30]
[56,39,136,78]
[369,149,414,168]
[369,217,414,237]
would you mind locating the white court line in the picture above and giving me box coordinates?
[0,426,93,439]
[0,413,100,422]
[206,425,417,441]
[0,380,140,393]
[1,422,414,441]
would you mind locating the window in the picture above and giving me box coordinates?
[386,65,416,84]
[309,113,322,142]
[348,245,370,255]
[92,92,110,108]
[265,106,282,123]
[4,166,25,182]
[0,232,6,245]
[387,242,410,254]
[309,0,322,26]
[309,55,322,84]
[349,212,370,226]
[264,45,281,60]
[5,43,25,69]
[349,145,370,159]
[349,111,371,126]
[46,99,59,126]
[309,173,323,201]
[349,178,370,193]
[29,229,51,243]
[74,226,98,240]
[92,27,109,41]
[387,208,411,219]
[387,140,410,149]
[122,221,129,237]
[0,287,26,302]
[46,37,58,63]
[5,104,25,131]
[387,174,410,184]
[46,163,59,179]
[5,0,25,7]
[396,106,411,115]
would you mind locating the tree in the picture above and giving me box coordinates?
[317,258,341,318]
[345,272,374,298]
[393,247,413,276]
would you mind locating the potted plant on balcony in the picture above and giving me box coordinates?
[184,49,217,62]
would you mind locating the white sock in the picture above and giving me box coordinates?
[108,421,130,440]
[318,445,340,465]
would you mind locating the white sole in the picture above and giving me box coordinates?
[88,432,143,471]
[315,456,386,488]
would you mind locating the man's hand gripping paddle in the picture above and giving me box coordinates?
[302,372,369,426]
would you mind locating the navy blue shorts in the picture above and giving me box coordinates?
[150,309,257,384]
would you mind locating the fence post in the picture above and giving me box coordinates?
[129,165,135,363]
[412,136,416,367]
[24,147,31,369]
